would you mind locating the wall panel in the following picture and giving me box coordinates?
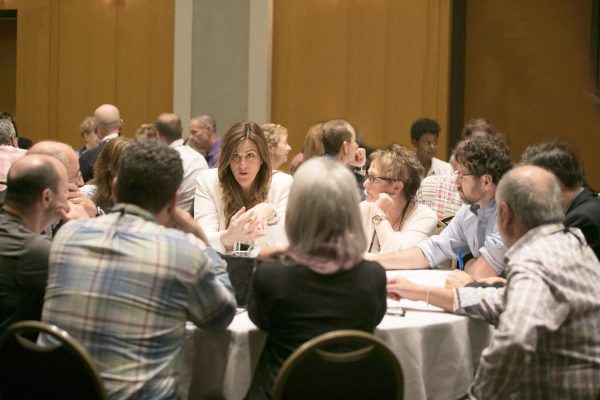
[117,0,174,136]
[56,0,117,143]
[0,19,17,117]
[2,0,174,146]
[272,0,452,171]
[464,0,600,189]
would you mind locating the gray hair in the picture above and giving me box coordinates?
[496,167,563,229]
[191,114,217,133]
[0,119,16,145]
[285,157,366,269]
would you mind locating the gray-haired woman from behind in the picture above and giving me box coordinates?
[245,156,387,400]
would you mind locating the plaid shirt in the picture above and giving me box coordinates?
[416,174,463,220]
[0,145,27,190]
[41,204,236,400]
[457,224,600,399]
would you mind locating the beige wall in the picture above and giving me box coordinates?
[464,0,600,188]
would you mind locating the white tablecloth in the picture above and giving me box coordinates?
[180,270,493,400]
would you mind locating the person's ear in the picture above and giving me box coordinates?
[391,180,404,196]
[497,201,512,230]
[342,140,350,155]
[40,188,53,209]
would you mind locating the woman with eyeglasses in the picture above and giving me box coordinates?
[194,121,293,254]
[361,144,437,254]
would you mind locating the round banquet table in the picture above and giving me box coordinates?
[179,269,493,400]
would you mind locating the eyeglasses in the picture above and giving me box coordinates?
[366,174,393,183]
[454,171,474,181]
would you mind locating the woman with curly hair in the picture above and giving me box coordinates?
[194,121,293,253]
[261,123,291,171]
[361,144,437,253]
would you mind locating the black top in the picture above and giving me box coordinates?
[0,211,51,330]
[79,140,107,183]
[565,187,600,260]
[245,258,387,400]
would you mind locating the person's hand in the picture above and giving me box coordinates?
[477,276,507,285]
[289,152,304,174]
[57,202,90,221]
[444,270,475,289]
[374,193,395,216]
[67,184,97,217]
[166,207,209,243]
[221,207,266,248]
[387,276,417,301]
[258,245,288,261]
[350,147,366,167]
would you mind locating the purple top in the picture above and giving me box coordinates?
[206,137,221,168]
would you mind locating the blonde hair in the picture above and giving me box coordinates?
[218,121,272,226]
[135,123,158,140]
[90,137,133,210]
[370,144,424,200]
[79,117,94,137]
[261,123,288,148]
[302,123,324,160]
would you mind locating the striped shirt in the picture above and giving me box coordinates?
[456,223,600,399]
[0,145,26,190]
[41,203,237,400]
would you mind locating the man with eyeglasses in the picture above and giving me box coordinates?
[373,135,513,280]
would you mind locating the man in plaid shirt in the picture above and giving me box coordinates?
[42,140,237,399]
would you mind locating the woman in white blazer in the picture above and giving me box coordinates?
[361,144,437,254]
[194,121,292,253]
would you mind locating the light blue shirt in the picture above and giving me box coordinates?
[417,198,506,274]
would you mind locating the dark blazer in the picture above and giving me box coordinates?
[565,187,600,260]
[78,140,107,182]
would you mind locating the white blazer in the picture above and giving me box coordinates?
[194,168,293,253]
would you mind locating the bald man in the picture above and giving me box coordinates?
[28,141,96,219]
[156,113,208,214]
[0,155,69,329]
[188,114,220,167]
[388,166,600,398]
[79,104,122,182]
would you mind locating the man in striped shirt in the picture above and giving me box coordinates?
[388,165,600,398]
[41,140,237,399]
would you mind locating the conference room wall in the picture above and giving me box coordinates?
[464,0,600,189]
[1,0,174,146]
[271,0,452,171]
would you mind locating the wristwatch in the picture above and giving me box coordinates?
[372,215,387,225]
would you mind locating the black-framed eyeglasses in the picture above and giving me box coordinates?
[366,174,394,183]
[454,171,474,180]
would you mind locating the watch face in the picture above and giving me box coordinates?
[372,215,384,225]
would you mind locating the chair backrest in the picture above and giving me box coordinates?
[221,254,256,306]
[272,330,404,400]
[0,320,107,400]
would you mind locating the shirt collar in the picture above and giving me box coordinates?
[110,203,157,223]
[470,197,496,216]
[504,222,564,263]
[102,132,119,143]
[169,138,185,148]
[563,187,585,213]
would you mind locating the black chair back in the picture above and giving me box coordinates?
[0,320,107,400]
[272,329,404,400]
